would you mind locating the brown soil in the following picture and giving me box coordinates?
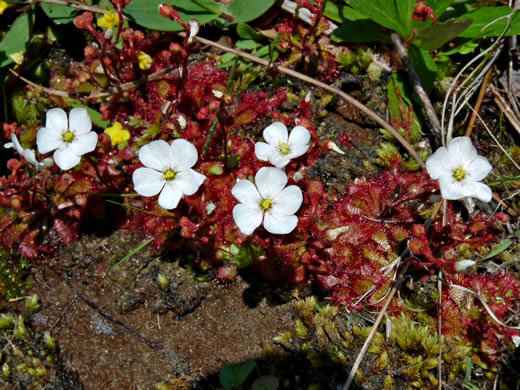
[25,231,293,389]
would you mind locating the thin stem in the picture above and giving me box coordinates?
[390,32,441,139]
[343,263,410,390]
[465,67,493,137]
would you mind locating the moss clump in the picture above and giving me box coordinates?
[0,249,32,301]
[0,309,82,389]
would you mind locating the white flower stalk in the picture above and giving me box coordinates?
[232,167,303,234]
[426,137,492,202]
[187,19,200,44]
[37,108,98,170]
[455,259,476,272]
[5,134,53,171]
[255,122,310,168]
[133,139,206,209]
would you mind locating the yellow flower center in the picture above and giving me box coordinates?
[260,199,273,211]
[138,51,152,70]
[97,10,120,30]
[104,122,130,146]
[164,170,176,181]
[278,141,290,155]
[62,130,75,143]
[452,165,466,181]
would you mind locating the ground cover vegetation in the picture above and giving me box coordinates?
[0,0,520,388]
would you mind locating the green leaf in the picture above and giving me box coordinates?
[40,3,78,24]
[123,0,220,31]
[408,45,437,93]
[457,6,520,38]
[331,19,390,44]
[236,22,263,40]
[324,2,366,22]
[416,19,472,50]
[70,103,109,128]
[396,0,416,34]
[346,0,408,36]
[235,39,262,50]
[225,0,276,23]
[483,239,513,260]
[252,375,280,390]
[0,9,34,68]
[219,361,256,390]
[430,0,454,16]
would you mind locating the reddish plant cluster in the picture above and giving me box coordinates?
[274,0,343,82]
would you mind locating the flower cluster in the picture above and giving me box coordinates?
[232,122,310,234]
[129,120,310,235]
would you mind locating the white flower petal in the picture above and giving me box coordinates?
[232,179,262,205]
[22,149,38,166]
[287,142,309,160]
[269,153,290,168]
[70,132,98,156]
[446,137,477,168]
[37,126,63,154]
[158,182,183,209]
[9,134,24,155]
[175,169,206,196]
[466,155,492,182]
[45,108,68,133]
[288,125,310,147]
[426,147,453,179]
[233,204,263,235]
[263,211,298,234]
[263,122,288,145]
[133,167,165,196]
[53,147,81,170]
[255,142,274,161]
[272,185,303,215]
[462,181,492,202]
[169,138,198,171]
[139,140,171,171]
[68,108,92,135]
[255,167,287,199]
[438,176,465,200]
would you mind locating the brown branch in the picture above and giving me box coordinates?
[465,67,493,137]
[11,64,180,100]
[390,32,441,140]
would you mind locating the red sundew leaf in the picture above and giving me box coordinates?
[53,218,79,244]
[19,229,41,259]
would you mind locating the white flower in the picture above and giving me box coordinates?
[426,137,492,202]
[132,139,206,209]
[36,108,98,170]
[255,122,310,168]
[232,167,303,235]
